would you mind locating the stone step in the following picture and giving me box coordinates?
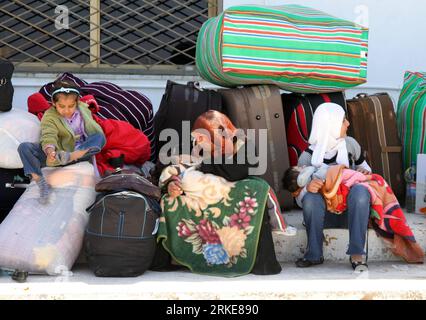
[273,210,426,263]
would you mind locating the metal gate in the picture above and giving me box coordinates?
[0,0,221,74]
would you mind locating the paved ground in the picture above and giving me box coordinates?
[0,210,424,300]
[0,261,425,300]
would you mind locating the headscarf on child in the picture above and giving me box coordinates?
[308,103,349,168]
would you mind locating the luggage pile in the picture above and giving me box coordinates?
[196,4,415,206]
[155,4,372,210]
[196,5,368,93]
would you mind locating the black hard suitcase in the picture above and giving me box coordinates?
[0,168,29,222]
[0,59,14,112]
[154,81,222,158]
[220,85,293,210]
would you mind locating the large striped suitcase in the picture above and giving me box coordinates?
[219,85,293,209]
[347,93,405,202]
[397,71,426,171]
[281,92,347,166]
[196,5,369,93]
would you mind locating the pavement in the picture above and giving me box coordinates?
[0,210,424,300]
[0,262,425,300]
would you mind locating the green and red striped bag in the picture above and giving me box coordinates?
[397,71,426,170]
[196,5,369,93]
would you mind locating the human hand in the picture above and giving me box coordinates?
[306,179,324,193]
[168,180,183,198]
[45,147,56,163]
[356,168,371,175]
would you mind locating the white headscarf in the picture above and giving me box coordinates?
[309,103,349,167]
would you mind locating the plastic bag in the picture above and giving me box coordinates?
[0,109,40,169]
[0,162,97,275]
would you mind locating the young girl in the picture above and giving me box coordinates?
[18,80,105,204]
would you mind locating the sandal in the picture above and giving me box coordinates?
[350,257,368,272]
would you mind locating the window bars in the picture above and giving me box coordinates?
[0,0,221,74]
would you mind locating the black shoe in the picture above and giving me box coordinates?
[350,257,368,272]
[12,270,28,283]
[295,257,324,268]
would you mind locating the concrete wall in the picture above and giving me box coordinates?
[11,0,426,111]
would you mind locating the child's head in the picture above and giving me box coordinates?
[282,166,303,193]
[191,110,238,157]
[51,80,80,119]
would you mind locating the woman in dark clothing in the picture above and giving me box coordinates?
[163,110,281,275]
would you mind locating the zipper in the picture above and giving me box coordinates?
[88,191,147,212]
[100,173,152,185]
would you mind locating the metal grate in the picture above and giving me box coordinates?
[0,0,221,74]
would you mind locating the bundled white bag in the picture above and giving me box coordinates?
[0,162,97,275]
[0,109,40,169]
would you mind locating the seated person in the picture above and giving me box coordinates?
[283,164,425,269]
[155,110,284,275]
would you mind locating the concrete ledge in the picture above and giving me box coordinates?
[274,211,426,263]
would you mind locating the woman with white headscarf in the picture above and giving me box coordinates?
[295,103,372,270]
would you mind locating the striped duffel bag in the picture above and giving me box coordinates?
[397,71,426,171]
[196,5,369,93]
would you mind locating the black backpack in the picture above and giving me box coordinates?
[85,190,160,277]
[153,81,222,159]
[0,59,14,112]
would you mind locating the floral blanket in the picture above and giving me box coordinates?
[158,177,270,277]
[322,165,424,263]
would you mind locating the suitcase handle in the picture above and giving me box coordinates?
[188,81,202,91]
[355,93,368,99]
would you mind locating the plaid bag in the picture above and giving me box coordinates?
[397,71,426,170]
[196,5,368,93]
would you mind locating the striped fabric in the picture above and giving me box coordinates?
[196,5,368,93]
[397,71,426,170]
[39,73,156,161]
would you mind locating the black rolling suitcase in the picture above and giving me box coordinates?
[154,81,222,159]
[0,59,14,112]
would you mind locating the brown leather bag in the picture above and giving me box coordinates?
[346,93,405,202]
[95,169,162,200]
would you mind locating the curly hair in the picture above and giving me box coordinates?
[282,167,301,193]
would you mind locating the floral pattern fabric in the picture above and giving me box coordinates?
[158,177,270,277]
